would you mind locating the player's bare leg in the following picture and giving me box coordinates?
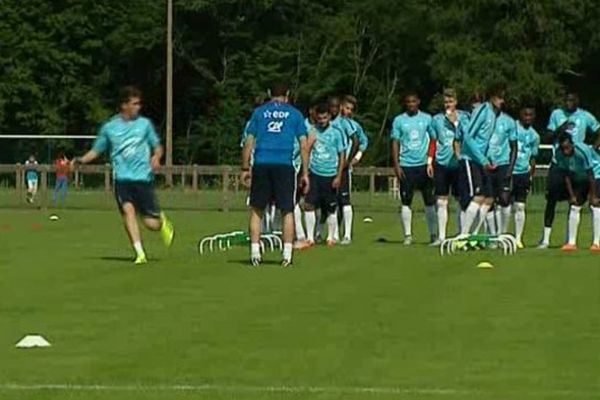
[142,213,174,248]
[281,212,294,266]
[249,207,264,266]
[121,203,146,264]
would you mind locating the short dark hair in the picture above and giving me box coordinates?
[558,131,573,145]
[342,95,358,107]
[315,102,330,115]
[270,83,289,98]
[119,86,142,105]
[487,82,506,98]
[404,91,419,100]
[520,103,535,111]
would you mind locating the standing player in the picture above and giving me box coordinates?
[391,92,436,245]
[512,105,540,248]
[338,95,369,245]
[303,103,346,246]
[458,84,506,235]
[485,109,517,234]
[588,146,600,251]
[554,134,596,251]
[72,86,175,265]
[25,155,39,204]
[241,84,309,267]
[538,91,600,248]
[53,151,70,208]
[429,89,469,244]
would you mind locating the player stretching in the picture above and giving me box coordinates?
[538,92,600,248]
[241,84,309,267]
[304,103,346,246]
[338,95,369,245]
[512,106,540,248]
[429,89,469,244]
[485,108,517,234]
[25,155,39,204]
[391,92,436,245]
[554,134,596,251]
[72,86,175,265]
[458,84,506,235]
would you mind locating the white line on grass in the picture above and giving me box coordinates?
[0,383,597,397]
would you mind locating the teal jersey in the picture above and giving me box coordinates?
[309,124,345,177]
[348,118,369,152]
[25,160,39,181]
[514,122,540,175]
[93,115,160,182]
[461,102,498,166]
[589,146,600,180]
[391,111,433,167]
[430,110,470,168]
[556,142,593,181]
[332,115,357,158]
[548,107,600,164]
[487,112,517,166]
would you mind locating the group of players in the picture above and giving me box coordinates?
[241,83,600,266]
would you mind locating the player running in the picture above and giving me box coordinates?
[72,86,175,265]
[303,103,346,246]
[458,84,506,235]
[25,155,39,204]
[391,92,436,245]
[554,133,597,251]
[338,95,369,245]
[538,91,600,248]
[429,89,469,244]
[241,84,309,267]
[512,106,540,248]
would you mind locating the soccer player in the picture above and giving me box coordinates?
[391,92,436,245]
[338,95,369,245]
[429,89,470,243]
[485,108,518,234]
[241,84,309,267]
[25,155,39,204]
[72,86,175,265]
[53,151,70,208]
[538,91,600,248]
[554,133,596,251]
[512,106,540,248]
[303,103,346,246]
[588,146,600,251]
[458,84,506,235]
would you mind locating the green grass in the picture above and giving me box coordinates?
[1,202,600,399]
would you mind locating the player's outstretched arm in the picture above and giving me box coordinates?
[72,150,99,167]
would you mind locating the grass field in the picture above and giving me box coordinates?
[1,199,600,399]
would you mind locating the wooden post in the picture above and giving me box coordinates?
[369,168,375,206]
[41,165,48,209]
[192,164,198,192]
[74,168,80,189]
[180,168,185,189]
[15,163,21,199]
[104,164,111,193]
[222,167,229,212]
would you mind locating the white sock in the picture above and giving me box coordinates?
[486,211,497,235]
[133,241,145,257]
[500,205,512,234]
[342,205,353,240]
[475,204,491,233]
[305,211,316,242]
[567,205,582,245]
[542,227,552,245]
[294,204,306,241]
[251,242,261,259]
[283,242,293,261]
[437,199,449,240]
[462,202,480,235]
[514,202,526,243]
[425,205,437,238]
[592,207,600,246]
[401,205,412,237]
[459,210,466,235]
[327,213,338,241]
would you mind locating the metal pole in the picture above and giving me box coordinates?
[166,0,174,187]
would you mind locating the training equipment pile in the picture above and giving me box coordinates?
[198,231,282,254]
[440,234,518,256]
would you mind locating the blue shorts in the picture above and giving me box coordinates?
[114,181,161,218]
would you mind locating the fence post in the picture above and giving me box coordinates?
[192,164,198,192]
[222,166,230,212]
[41,165,48,209]
[74,168,80,189]
[369,168,375,206]
[15,163,22,199]
[104,164,111,193]
[180,168,185,189]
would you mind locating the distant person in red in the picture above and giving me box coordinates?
[53,151,70,207]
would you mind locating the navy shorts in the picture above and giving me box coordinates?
[337,168,352,206]
[459,159,493,204]
[545,165,569,202]
[399,166,435,207]
[434,163,460,197]
[114,181,161,218]
[488,165,511,204]
[512,173,531,203]
[306,173,338,214]
[250,164,296,213]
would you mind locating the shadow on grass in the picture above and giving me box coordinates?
[227,259,283,267]
[91,256,162,263]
